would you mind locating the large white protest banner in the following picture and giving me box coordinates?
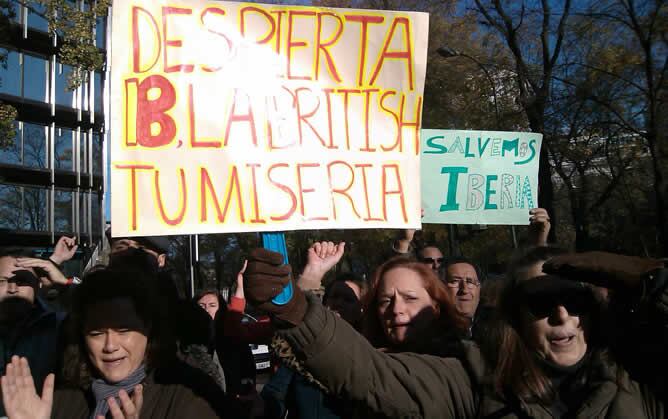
[109,0,428,237]
[421,129,543,225]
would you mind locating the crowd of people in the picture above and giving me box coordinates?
[0,207,666,418]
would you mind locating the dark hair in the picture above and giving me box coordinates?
[441,256,484,284]
[416,244,443,258]
[0,248,34,259]
[323,272,367,305]
[60,267,175,387]
[361,257,467,349]
[194,289,221,305]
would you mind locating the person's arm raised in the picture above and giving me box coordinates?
[298,241,345,293]
[527,208,551,247]
[49,236,77,265]
[243,249,477,417]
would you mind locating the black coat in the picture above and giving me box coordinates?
[0,298,66,416]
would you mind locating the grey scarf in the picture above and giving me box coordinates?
[91,365,146,419]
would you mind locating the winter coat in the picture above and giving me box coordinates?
[276,295,665,418]
[0,298,65,416]
[51,362,225,419]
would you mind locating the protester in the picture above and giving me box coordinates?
[197,290,221,320]
[0,267,224,418]
[242,247,667,418]
[297,241,346,297]
[416,245,445,274]
[544,251,668,399]
[108,244,229,396]
[361,257,467,351]
[0,250,68,417]
[107,232,170,267]
[528,207,551,247]
[321,272,366,329]
[211,259,274,418]
[261,242,355,419]
[441,257,483,323]
[48,236,78,268]
[177,292,227,393]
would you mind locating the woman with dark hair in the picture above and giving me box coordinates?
[241,248,667,418]
[1,267,224,419]
[196,290,222,320]
[361,257,467,352]
[321,272,367,330]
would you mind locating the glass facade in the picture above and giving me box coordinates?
[54,126,74,170]
[0,122,21,165]
[23,122,48,168]
[23,54,49,102]
[27,2,49,33]
[0,184,49,232]
[0,49,21,96]
[55,62,75,107]
[0,1,107,252]
[54,189,74,232]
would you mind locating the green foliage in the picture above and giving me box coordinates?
[0,102,17,149]
[41,0,110,89]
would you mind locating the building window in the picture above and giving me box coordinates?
[0,184,22,229]
[54,127,74,170]
[54,188,73,232]
[94,71,102,114]
[92,131,102,175]
[0,184,49,231]
[79,191,89,234]
[27,1,49,33]
[96,16,106,49]
[22,122,48,169]
[23,186,48,231]
[91,191,101,237]
[0,122,21,165]
[81,74,89,111]
[23,53,48,102]
[79,130,88,173]
[0,49,21,97]
[55,62,76,108]
[9,2,19,23]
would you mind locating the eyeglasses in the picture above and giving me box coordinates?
[420,257,444,265]
[445,277,480,288]
[524,289,593,319]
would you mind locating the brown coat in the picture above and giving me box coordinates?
[51,364,225,419]
[278,296,665,418]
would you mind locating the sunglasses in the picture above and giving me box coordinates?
[524,288,594,319]
[420,257,444,265]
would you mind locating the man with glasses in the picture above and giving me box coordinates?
[442,257,482,322]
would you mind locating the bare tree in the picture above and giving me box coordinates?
[472,0,573,242]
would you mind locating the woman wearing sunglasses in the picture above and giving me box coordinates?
[242,247,667,418]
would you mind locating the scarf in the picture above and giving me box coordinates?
[91,365,146,419]
[537,353,590,417]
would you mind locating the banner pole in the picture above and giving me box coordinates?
[189,234,199,298]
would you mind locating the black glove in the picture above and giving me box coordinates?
[244,248,307,327]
